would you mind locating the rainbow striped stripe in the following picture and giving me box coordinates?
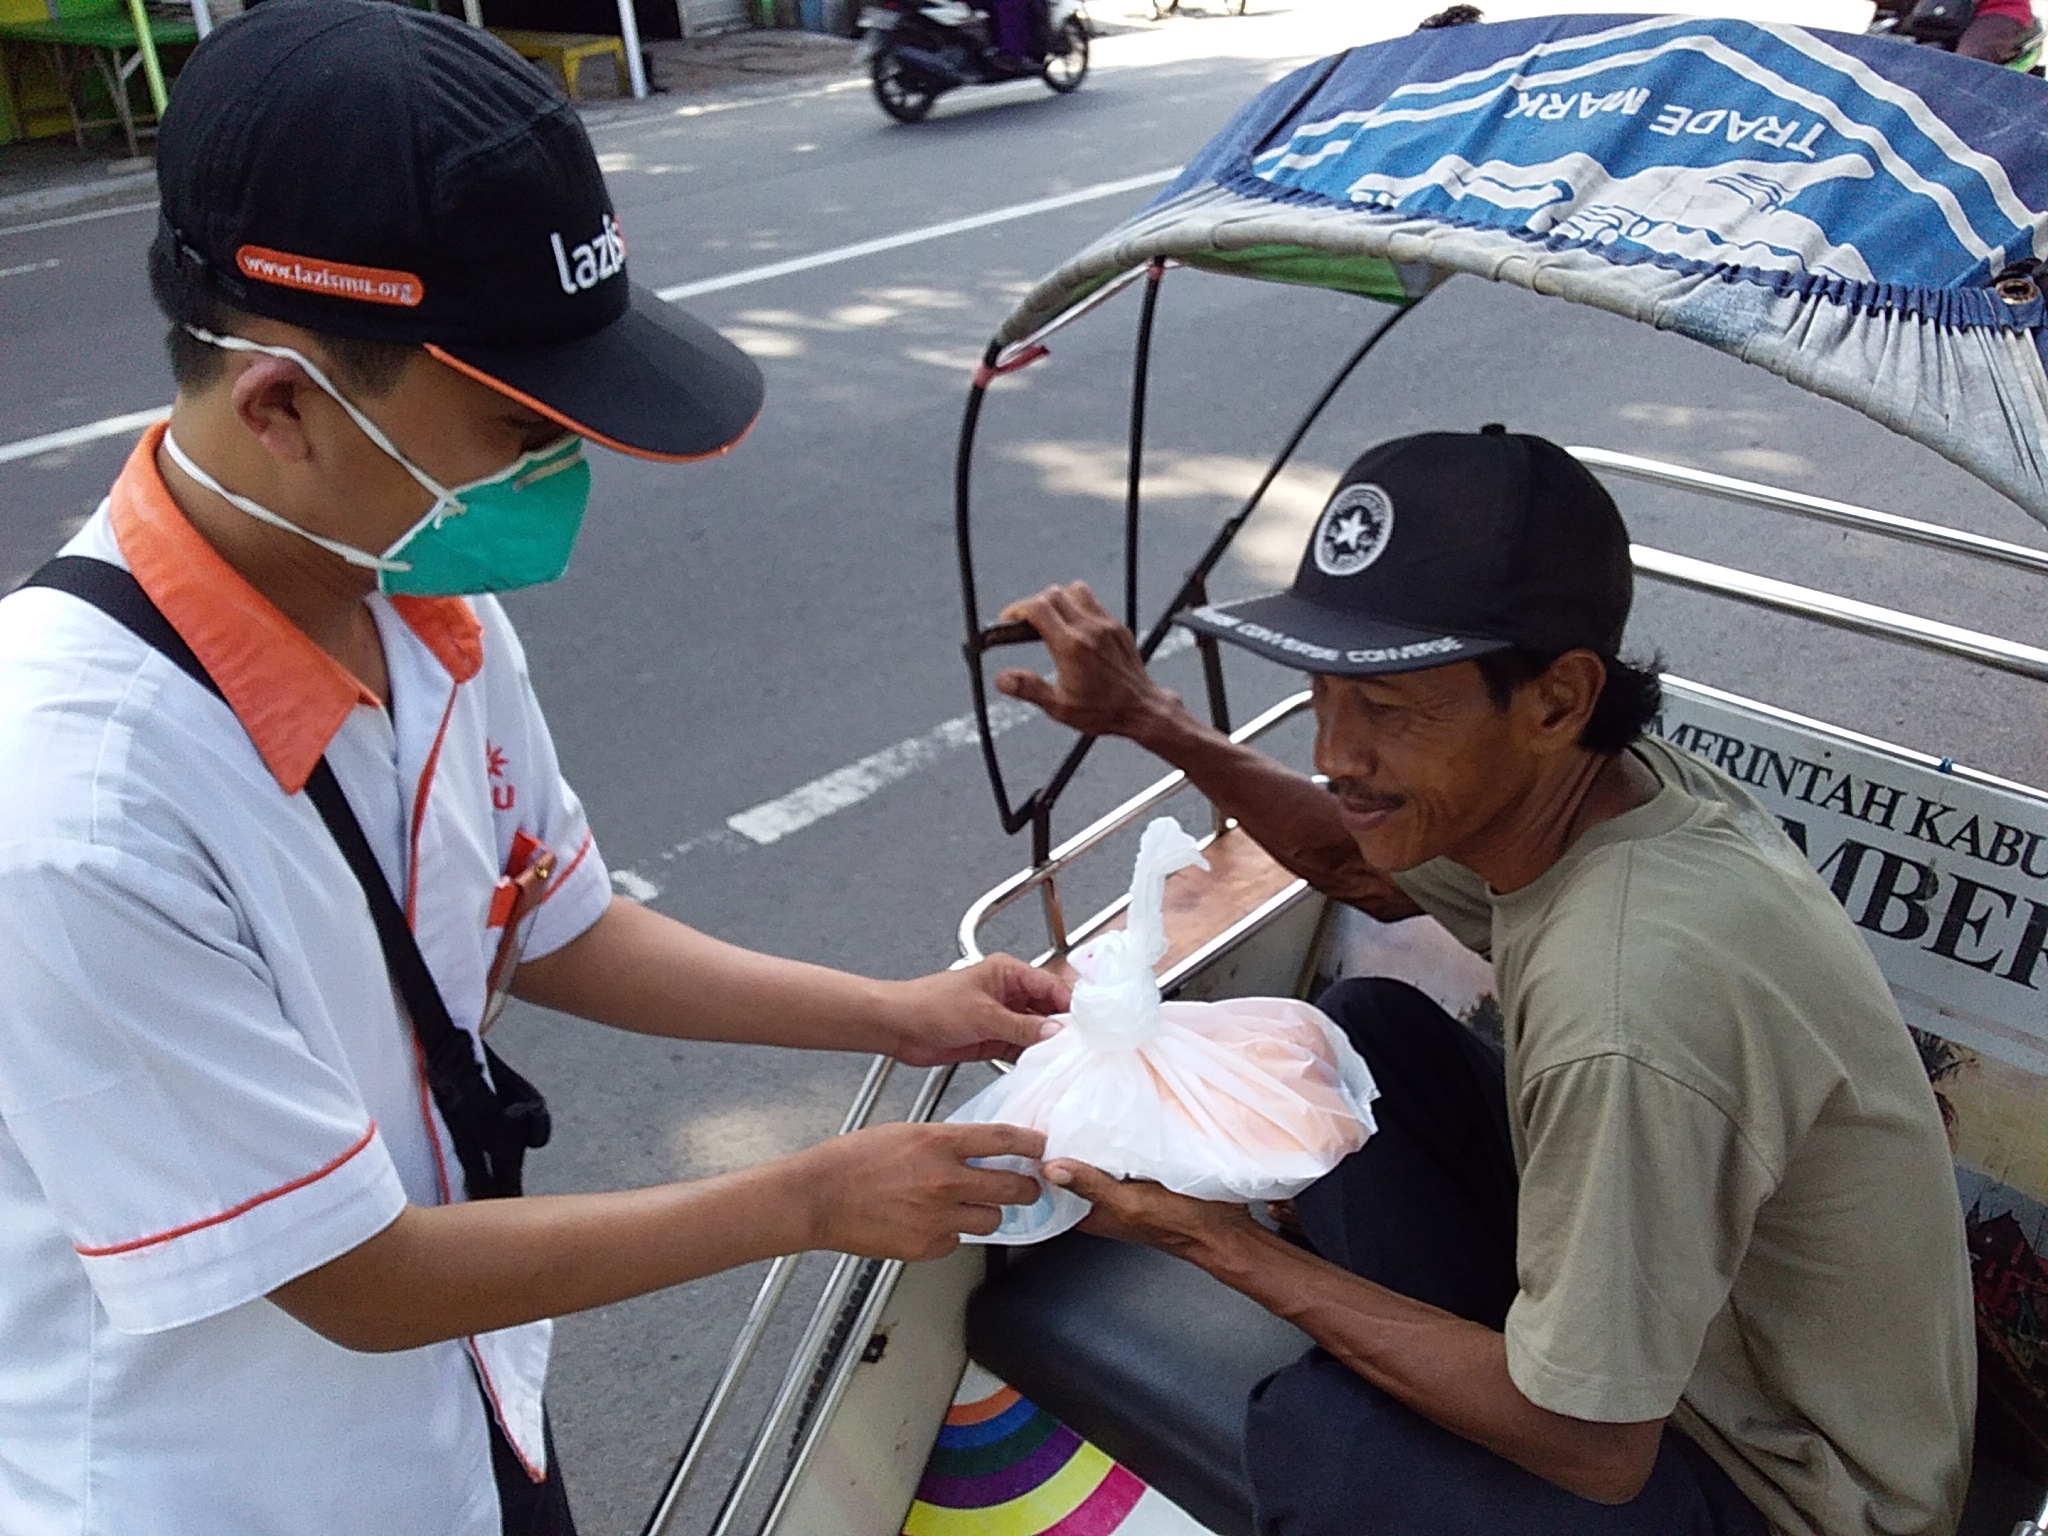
[901,1380,1150,1536]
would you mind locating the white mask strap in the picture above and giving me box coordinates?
[182,325,458,513]
[161,429,411,574]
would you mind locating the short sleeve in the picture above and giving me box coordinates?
[476,600,610,960]
[0,841,406,1335]
[1504,1054,1776,1423]
[1390,857,1493,958]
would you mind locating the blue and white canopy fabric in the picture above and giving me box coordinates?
[997,16,2048,521]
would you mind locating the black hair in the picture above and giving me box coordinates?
[1473,647,1663,755]
[147,241,417,398]
[1416,5,1484,27]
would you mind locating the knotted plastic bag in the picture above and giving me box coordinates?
[951,816,1378,1244]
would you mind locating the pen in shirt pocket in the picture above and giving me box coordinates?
[482,830,555,1033]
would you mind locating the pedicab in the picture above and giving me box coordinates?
[641,15,2048,1536]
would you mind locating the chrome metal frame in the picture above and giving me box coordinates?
[644,447,2048,1536]
[639,690,1315,1536]
[1631,544,2048,682]
[1577,448,2048,685]
[958,688,1314,962]
[756,1065,961,1536]
[642,1057,897,1536]
[1573,447,2048,578]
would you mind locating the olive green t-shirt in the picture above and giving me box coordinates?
[1392,737,1974,1536]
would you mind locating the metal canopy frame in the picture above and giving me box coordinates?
[646,238,2048,1536]
[955,260,1421,874]
[951,261,2048,945]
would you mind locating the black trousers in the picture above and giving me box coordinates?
[488,1400,577,1536]
[1244,978,1769,1536]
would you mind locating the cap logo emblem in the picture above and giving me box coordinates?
[1313,482,1395,578]
[550,214,627,296]
[236,246,423,308]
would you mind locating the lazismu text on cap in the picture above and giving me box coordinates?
[550,213,626,295]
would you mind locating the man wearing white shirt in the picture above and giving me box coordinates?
[0,5,1055,1533]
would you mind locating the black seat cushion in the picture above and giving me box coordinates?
[966,1231,1310,1536]
[969,1234,2042,1535]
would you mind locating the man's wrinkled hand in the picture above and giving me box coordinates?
[993,582,1180,743]
[1044,1158,1259,1261]
[887,954,1068,1067]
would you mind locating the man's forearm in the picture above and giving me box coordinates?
[513,897,898,1050]
[272,1118,1047,1351]
[1130,699,1419,918]
[271,1160,808,1351]
[1191,1223,1662,1503]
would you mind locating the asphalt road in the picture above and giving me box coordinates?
[3,3,2045,1532]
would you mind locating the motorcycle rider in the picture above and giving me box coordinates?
[1957,0,2039,61]
[984,0,1045,66]
[1872,0,2041,64]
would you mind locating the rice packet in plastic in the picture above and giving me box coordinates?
[952,816,1378,1244]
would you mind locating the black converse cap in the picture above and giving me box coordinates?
[1180,427,1631,676]
[152,0,763,462]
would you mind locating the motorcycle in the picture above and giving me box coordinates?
[854,0,1089,123]
[1869,0,2045,71]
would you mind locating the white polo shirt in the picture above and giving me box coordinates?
[0,425,612,1536]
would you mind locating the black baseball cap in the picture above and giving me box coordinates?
[151,0,763,462]
[1181,427,1631,675]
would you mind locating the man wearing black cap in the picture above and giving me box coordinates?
[999,429,1973,1536]
[0,5,1058,1534]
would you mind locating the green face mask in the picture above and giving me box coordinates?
[168,328,593,598]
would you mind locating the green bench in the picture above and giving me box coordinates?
[0,0,196,157]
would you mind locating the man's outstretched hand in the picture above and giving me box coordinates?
[994,582,1182,743]
[802,1121,1049,1260]
[1044,1157,1259,1263]
[886,954,1069,1066]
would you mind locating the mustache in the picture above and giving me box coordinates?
[1326,778,1403,813]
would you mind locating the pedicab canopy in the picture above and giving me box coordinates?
[996,15,2048,524]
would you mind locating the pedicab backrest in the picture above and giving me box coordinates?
[1653,678,2048,1481]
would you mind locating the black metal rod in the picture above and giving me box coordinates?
[1136,298,1421,661]
[955,340,1001,649]
[956,339,1037,835]
[1197,636,1232,736]
[1124,261,1166,633]
[1028,299,1423,829]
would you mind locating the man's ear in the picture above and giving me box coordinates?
[1519,649,1606,755]
[229,355,320,467]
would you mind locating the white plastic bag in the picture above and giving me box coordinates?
[952,816,1378,1244]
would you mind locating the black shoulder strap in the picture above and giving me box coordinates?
[17,555,544,1199]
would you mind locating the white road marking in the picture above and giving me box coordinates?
[0,258,60,280]
[617,629,1200,898]
[610,868,662,902]
[0,174,1177,470]
[728,696,1033,846]
[654,168,1179,302]
[0,199,156,238]
[728,630,1194,846]
[661,827,748,862]
[0,405,170,467]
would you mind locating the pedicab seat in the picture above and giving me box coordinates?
[966,1230,1308,1536]
[968,1231,2043,1536]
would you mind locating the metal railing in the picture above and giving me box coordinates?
[645,448,2048,1536]
[1573,447,2048,578]
[641,1056,898,1536]
[957,689,1314,962]
[1630,544,2048,683]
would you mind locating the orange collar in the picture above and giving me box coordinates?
[110,423,484,795]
